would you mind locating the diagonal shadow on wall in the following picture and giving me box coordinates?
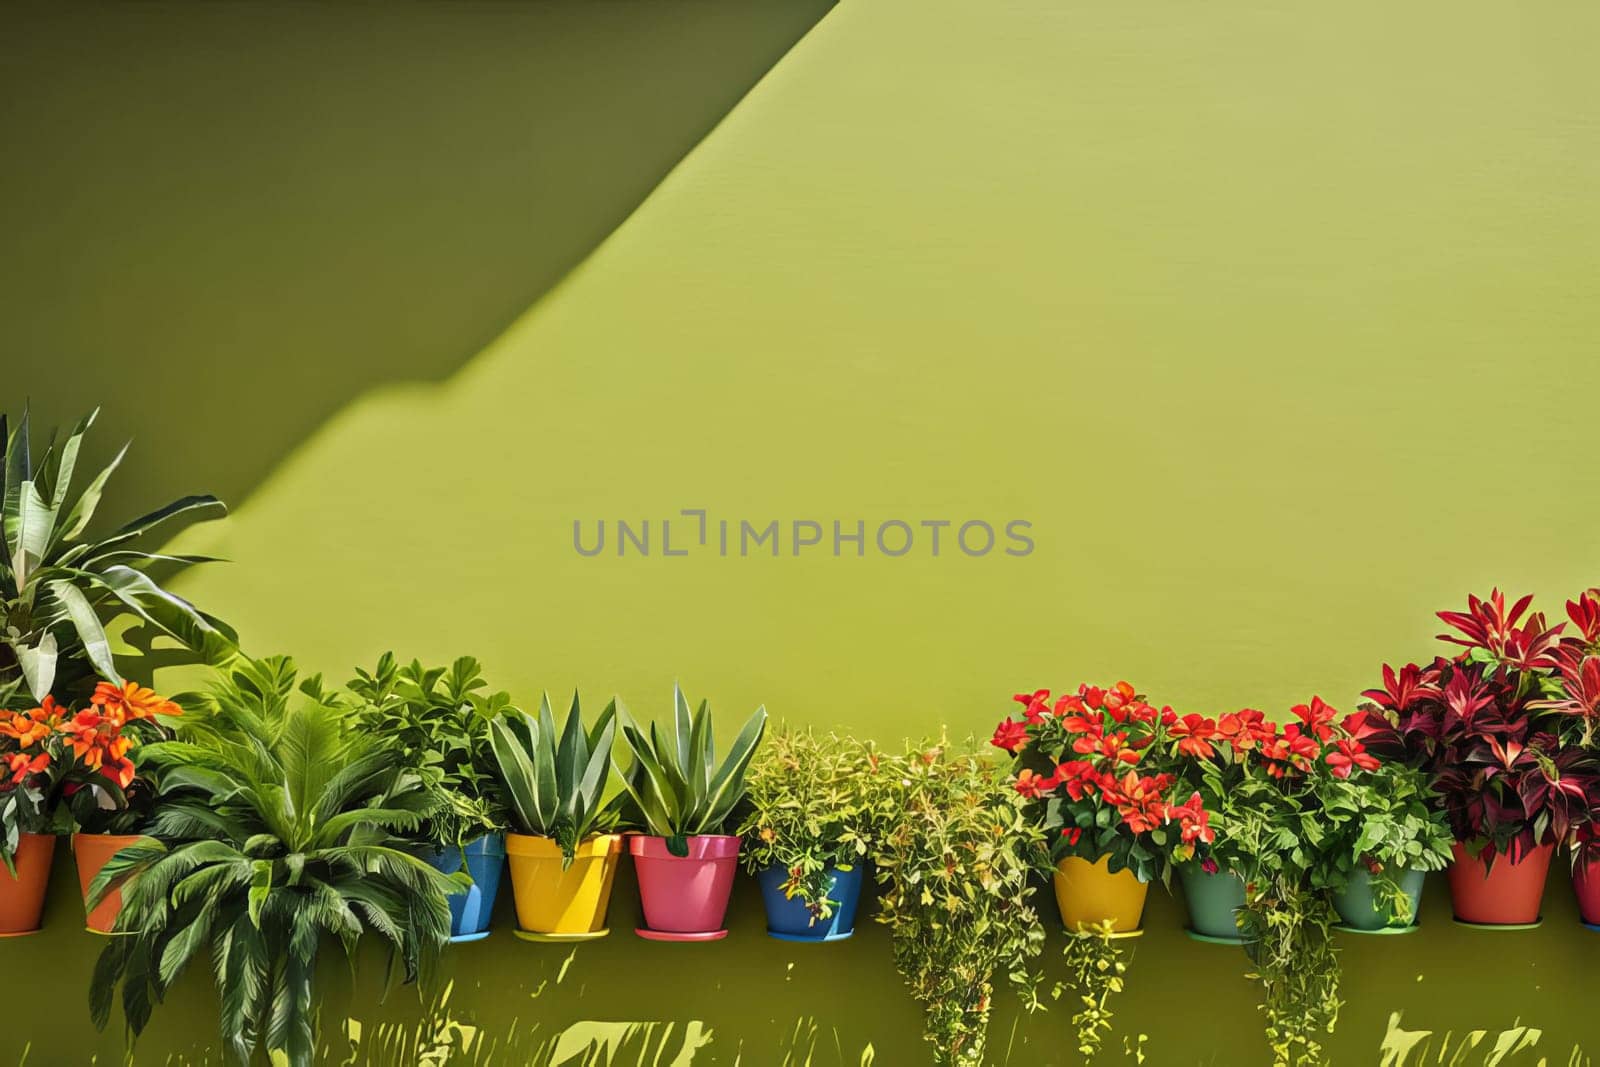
[0,0,834,519]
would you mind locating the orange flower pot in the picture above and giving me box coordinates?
[0,833,56,936]
[73,833,143,934]
[1053,855,1149,934]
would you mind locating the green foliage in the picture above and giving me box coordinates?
[868,737,1047,1066]
[1210,767,1342,1066]
[1236,878,1342,1067]
[488,690,620,863]
[1312,760,1453,922]
[0,407,235,705]
[737,726,878,920]
[1059,922,1128,1062]
[348,654,515,849]
[616,684,767,856]
[87,655,465,1067]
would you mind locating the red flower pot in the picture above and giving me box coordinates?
[1573,855,1600,926]
[1446,840,1553,926]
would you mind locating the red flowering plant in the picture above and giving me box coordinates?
[1184,698,1406,1067]
[990,682,1215,884]
[1350,590,1600,869]
[0,681,180,869]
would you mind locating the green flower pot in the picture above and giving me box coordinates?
[1332,866,1425,931]
[1180,864,1246,941]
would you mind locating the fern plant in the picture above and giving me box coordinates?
[488,691,620,863]
[1,407,234,705]
[616,684,767,856]
[86,656,464,1067]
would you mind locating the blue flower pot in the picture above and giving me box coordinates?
[427,833,507,943]
[757,861,863,942]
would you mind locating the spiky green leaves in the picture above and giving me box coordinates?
[488,692,619,863]
[618,684,768,855]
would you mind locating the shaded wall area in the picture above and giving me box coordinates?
[0,0,833,518]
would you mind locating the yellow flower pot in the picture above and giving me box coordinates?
[1052,855,1149,934]
[505,832,623,941]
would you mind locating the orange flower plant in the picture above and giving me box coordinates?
[0,681,179,862]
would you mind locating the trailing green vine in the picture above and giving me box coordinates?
[1059,921,1128,1061]
[869,737,1047,1066]
[1236,876,1342,1066]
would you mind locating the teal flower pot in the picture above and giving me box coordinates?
[1180,864,1246,942]
[1332,866,1424,931]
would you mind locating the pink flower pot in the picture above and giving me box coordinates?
[629,834,740,941]
[1446,840,1553,926]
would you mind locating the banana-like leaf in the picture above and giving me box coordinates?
[8,481,54,588]
[95,564,238,660]
[1,409,30,554]
[47,408,96,516]
[12,633,57,701]
[56,440,127,544]
[110,493,226,543]
[46,579,121,685]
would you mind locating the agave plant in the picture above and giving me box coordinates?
[87,656,464,1067]
[488,692,620,864]
[1,407,234,705]
[617,684,767,856]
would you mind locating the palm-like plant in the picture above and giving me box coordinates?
[87,656,464,1067]
[617,684,767,855]
[1,407,234,705]
[488,691,620,863]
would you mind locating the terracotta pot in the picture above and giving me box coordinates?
[629,834,740,940]
[1052,855,1149,934]
[0,833,56,936]
[73,833,143,934]
[1445,840,1552,926]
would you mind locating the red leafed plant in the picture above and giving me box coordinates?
[0,680,179,867]
[1352,589,1600,866]
[990,682,1214,882]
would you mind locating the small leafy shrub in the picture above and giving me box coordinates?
[738,726,877,921]
[348,654,516,849]
[869,737,1046,1066]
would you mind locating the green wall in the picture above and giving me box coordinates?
[5,0,1600,1062]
